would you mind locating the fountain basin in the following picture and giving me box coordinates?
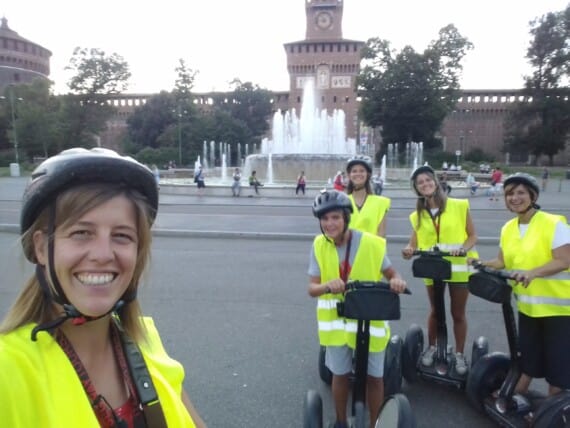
[244,153,353,183]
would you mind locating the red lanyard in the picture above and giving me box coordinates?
[429,211,441,243]
[54,326,141,427]
[339,231,352,282]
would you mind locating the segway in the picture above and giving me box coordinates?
[466,261,570,427]
[304,281,416,428]
[402,247,488,389]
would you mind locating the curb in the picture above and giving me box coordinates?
[0,223,501,244]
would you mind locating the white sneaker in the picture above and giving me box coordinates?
[455,352,468,375]
[421,346,436,366]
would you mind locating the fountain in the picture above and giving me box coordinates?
[244,79,356,183]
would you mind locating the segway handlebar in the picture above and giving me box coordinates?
[345,280,411,295]
[411,247,466,258]
[468,260,516,281]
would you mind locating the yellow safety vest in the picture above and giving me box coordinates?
[0,317,195,427]
[313,231,391,352]
[410,198,478,284]
[500,211,570,317]
[349,194,391,235]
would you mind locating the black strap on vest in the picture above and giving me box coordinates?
[113,317,168,428]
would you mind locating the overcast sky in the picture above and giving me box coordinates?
[2,0,568,95]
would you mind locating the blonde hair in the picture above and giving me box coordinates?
[0,183,154,342]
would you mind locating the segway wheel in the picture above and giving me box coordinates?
[374,393,417,428]
[532,391,570,428]
[384,335,403,396]
[470,336,489,369]
[303,390,323,428]
[402,324,423,383]
[466,352,510,412]
[318,346,332,386]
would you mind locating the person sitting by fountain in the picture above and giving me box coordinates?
[465,171,480,196]
[232,167,241,197]
[249,170,263,195]
[439,171,452,195]
[194,165,206,196]
[333,171,345,192]
[372,173,384,196]
[345,156,391,238]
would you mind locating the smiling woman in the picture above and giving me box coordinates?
[0,148,206,428]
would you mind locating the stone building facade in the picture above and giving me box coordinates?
[0,17,51,91]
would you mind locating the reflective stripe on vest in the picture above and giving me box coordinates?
[501,211,570,317]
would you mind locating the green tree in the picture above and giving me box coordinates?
[59,47,131,148]
[505,5,570,165]
[12,79,61,160]
[357,25,473,153]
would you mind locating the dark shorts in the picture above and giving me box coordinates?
[518,312,570,389]
[197,181,205,188]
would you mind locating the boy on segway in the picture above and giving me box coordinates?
[307,190,407,428]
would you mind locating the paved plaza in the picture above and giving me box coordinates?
[0,176,569,427]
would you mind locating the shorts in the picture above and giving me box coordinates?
[518,312,570,389]
[325,345,384,378]
[197,181,205,189]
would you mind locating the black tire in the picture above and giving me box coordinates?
[384,335,403,396]
[318,346,332,386]
[354,401,367,428]
[532,391,570,428]
[374,393,417,428]
[471,336,489,369]
[402,324,423,383]
[465,352,510,412]
[303,390,323,428]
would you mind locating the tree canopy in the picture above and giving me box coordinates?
[357,24,473,153]
[505,4,570,165]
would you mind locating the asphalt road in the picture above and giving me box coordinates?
[1,176,567,427]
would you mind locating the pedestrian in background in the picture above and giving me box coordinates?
[296,171,306,196]
[232,167,241,197]
[542,167,549,192]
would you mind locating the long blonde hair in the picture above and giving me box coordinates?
[0,183,154,342]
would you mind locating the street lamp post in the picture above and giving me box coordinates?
[0,85,22,165]
[9,87,19,164]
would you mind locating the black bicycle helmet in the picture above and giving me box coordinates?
[346,155,373,174]
[312,190,353,218]
[21,147,159,235]
[503,172,540,196]
[410,165,438,196]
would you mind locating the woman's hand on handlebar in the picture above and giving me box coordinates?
[511,271,536,288]
[325,278,346,294]
[402,246,415,260]
[449,247,467,257]
[389,276,408,294]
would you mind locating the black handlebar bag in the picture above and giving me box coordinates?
[468,271,512,304]
[340,288,401,321]
[412,256,452,281]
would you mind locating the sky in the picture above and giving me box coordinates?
[2,0,569,95]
